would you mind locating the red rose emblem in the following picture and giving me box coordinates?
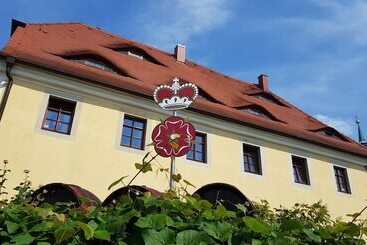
[152,116,196,157]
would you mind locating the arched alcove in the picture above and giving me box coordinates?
[194,183,254,213]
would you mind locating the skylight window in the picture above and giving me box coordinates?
[112,47,165,66]
[313,128,348,142]
[251,92,285,106]
[197,88,220,103]
[123,50,144,60]
[239,106,276,121]
[65,55,125,76]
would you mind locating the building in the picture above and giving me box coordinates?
[0,20,366,217]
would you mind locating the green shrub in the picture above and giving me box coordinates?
[1,159,366,244]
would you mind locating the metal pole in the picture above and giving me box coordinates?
[169,110,177,190]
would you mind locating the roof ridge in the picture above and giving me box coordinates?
[27,21,84,26]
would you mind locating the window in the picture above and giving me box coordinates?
[239,106,277,121]
[314,128,348,142]
[120,115,146,150]
[243,144,262,175]
[292,156,310,185]
[252,92,285,106]
[334,166,351,194]
[66,55,126,76]
[42,96,76,134]
[187,132,207,163]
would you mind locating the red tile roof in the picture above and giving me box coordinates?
[1,21,367,158]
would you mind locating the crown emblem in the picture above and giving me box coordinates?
[154,77,198,110]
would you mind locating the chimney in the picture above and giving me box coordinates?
[258,74,269,91]
[174,44,186,63]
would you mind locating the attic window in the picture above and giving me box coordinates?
[122,50,144,60]
[197,88,220,103]
[313,128,348,142]
[239,106,276,121]
[252,92,285,106]
[66,55,125,76]
[113,47,165,66]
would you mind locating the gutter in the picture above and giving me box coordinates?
[0,56,16,122]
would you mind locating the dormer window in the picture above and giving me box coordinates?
[123,50,144,60]
[251,92,285,106]
[113,47,165,66]
[65,54,125,76]
[313,127,348,142]
[197,88,220,103]
[239,105,277,121]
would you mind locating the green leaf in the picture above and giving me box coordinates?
[94,230,111,241]
[345,223,361,237]
[135,214,174,230]
[76,221,94,240]
[251,239,263,245]
[12,233,35,245]
[176,230,212,245]
[203,221,232,242]
[142,228,175,245]
[243,217,271,234]
[214,205,236,219]
[135,163,153,173]
[303,228,322,243]
[54,225,75,243]
[5,220,18,234]
[279,219,304,231]
[142,151,151,162]
[108,175,128,190]
[37,242,51,245]
[236,204,248,214]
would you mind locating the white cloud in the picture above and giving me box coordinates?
[314,114,355,137]
[138,0,233,50]
[276,0,367,46]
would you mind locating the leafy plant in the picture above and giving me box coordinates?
[1,159,367,244]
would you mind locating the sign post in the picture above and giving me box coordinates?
[152,77,198,190]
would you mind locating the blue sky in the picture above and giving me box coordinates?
[0,0,366,141]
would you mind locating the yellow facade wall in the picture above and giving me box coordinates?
[0,63,366,218]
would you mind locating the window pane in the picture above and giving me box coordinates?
[244,163,250,172]
[196,152,203,161]
[46,110,58,120]
[195,136,203,143]
[134,121,144,129]
[243,144,261,175]
[43,96,76,135]
[132,138,142,148]
[195,143,203,152]
[133,129,143,139]
[187,150,193,159]
[44,120,56,130]
[123,118,133,127]
[121,135,131,146]
[56,122,70,133]
[59,113,71,123]
[122,126,132,137]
